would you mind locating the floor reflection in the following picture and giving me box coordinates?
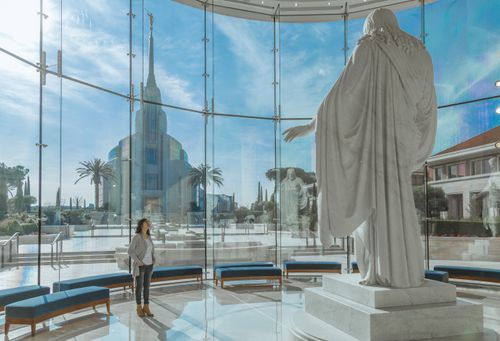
[1,278,499,340]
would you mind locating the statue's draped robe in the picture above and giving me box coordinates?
[316,32,437,288]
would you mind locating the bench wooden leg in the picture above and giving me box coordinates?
[31,322,36,337]
[215,279,218,286]
[5,322,10,336]
[279,277,282,286]
[93,305,96,310]
[106,299,111,315]
[221,281,224,289]
[286,271,288,278]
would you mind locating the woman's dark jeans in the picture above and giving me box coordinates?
[135,264,153,305]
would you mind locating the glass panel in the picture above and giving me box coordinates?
[0,54,39,289]
[210,116,275,270]
[279,18,344,118]
[132,102,205,267]
[426,0,500,105]
[57,0,130,94]
[0,0,40,62]
[279,119,346,266]
[428,99,500,269]
[137,0,204,112]
[213,14,274,117]
[41,80,130,286]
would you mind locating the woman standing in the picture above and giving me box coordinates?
[128,218,155,317]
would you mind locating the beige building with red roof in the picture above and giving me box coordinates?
[427,126,500,220]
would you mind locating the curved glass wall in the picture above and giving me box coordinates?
[1,0,499,289]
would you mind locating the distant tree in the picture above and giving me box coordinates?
[0,164,8,219]
[188,164,223,190]
[265,167,316,184]
[413,185,448,218]
[234,206,251,223]
[75,159,115,210]
[0,164,32,216]
[56,187,61,208]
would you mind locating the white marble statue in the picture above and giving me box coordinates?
[478,157,500,237]
[280,168,308,230]
[283,8,437,288]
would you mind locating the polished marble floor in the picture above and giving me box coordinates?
[1,277,499,341]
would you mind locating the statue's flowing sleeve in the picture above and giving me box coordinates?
[315,39,376,244]
[412,62,437,171]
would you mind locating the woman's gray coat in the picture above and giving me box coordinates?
[127,233,156,277]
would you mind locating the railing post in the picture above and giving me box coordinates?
[9,240,12,262]
[1,245,4,268]
[51,244,54,266]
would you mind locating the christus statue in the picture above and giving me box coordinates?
[280,168,308,230]
[283,8,437,288]
[476,157,500,237]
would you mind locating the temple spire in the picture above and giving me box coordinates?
[146,12,156,87]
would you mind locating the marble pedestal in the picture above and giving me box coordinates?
[292,274,483,341]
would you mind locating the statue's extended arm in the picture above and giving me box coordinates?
[283,116,316,142]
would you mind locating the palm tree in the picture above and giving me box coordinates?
[75,159,115,210]
[188,164,223,190]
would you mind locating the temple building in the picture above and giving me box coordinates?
[103,17,196,223]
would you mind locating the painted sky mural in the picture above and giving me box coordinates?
[0,0,499,207]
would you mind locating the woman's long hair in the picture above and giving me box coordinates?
[135,218,151,235]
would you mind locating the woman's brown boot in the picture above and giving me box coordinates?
[143,304,154,317]
[136,305,145,317]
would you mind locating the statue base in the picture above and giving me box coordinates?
[289,274,485,341]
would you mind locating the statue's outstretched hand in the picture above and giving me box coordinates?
[283,125,309,142]
[283,122,314,142]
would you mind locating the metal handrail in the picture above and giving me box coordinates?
[51,231,64,266]
[0,232,20,268]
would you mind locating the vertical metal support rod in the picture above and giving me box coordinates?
[420,0,430,270]
[37,0,45,286]
[272,15,279,265]
[58,0,63,284]
[424,164,430,270]
[203,3,208,280]
[420,0,426,45]
[128,0,134,274]
[343,6,352,274]
[211,1,216,275]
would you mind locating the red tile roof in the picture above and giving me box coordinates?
[435,125,500,155]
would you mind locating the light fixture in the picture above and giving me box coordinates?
[294,2,298,6]
[496,80,500,87]
[495,142,500,149]
[496,106,500,115]
[328,1,331,5]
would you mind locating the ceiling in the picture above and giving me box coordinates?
[173,0,426,23]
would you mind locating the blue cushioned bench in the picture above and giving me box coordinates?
[215,266,282,288]
[152,265,203,284]
[213,261,274,281]
[53,272,133,292]
[283,261,342,277]
[5,286,110,337]
[434,265,500,284]
[425,270,449,282]
[0,286,50,312]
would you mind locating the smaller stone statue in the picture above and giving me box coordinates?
[280,168,308,231]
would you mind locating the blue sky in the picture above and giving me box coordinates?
[0,0,499,207]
